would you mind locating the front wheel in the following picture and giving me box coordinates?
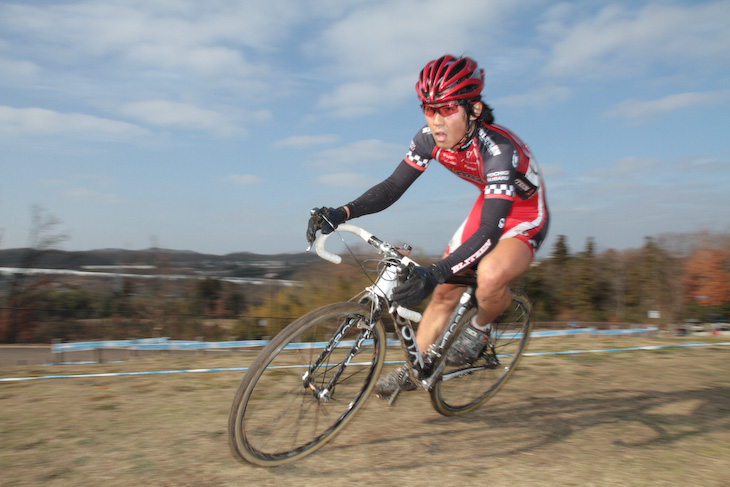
[228,302,386,467]
[430,290,533,416]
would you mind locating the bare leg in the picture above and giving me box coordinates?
[474,238,533,325]
[415,238,533,351]
[415,282,462,353]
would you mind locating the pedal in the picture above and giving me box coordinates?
[377,386,402,406]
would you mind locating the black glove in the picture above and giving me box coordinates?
[392,265,440,308]
[306,207,348,245]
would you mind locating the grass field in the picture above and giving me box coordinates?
[1,336,729,486]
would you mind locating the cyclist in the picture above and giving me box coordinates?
[307,54,549,397]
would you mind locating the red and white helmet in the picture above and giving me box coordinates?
[416,55,484,104]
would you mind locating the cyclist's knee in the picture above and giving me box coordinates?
[475,276,510,310]
[428,284,462,310]
[475,238,532,296]
[476,269,510,296]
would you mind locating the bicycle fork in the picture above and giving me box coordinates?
[301,314,374,402]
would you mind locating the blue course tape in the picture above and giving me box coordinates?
[0,367,251,382]
[50,327,661,352]
[2,341,729,383]
[524,341,730,356]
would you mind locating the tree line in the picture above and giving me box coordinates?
[517,233,729,325]
[1,230,728,344]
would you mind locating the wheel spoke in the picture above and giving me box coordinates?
[229,302,385,466]
[430,290,533,415]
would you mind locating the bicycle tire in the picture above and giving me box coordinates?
[429,290,533,416]
[228,302,386,466]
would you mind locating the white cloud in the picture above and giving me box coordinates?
[547,153,730,252]
[610,156,658,177]
[315,172,378,188]
[0,1,305,109]
[42,174,117,188]
[126,44,253,77]
[220,174,262,186]
[311,139,404,170]
[62,188,123,204]
[493,85,572,107]
[1,1,728,256]
[308,0,532,116]
[539,163,564,180]
[603,90,730,123]
[119,100,242,136]
[309,0,524,77]
[275,134,340,148]
[0,2,301,70]
[317,79,406,118]
[542,2,730,79]
[0,105,149,138]
[0,57,41,78]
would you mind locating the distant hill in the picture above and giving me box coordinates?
[0,247,320,271]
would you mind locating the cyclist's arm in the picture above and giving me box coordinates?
[431,139,517,281]
[432,198,513,280]
[345,160,423,219]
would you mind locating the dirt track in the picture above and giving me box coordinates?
[1,337,729,486]
[0,345,220,366]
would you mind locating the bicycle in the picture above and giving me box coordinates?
[228,223,534,467]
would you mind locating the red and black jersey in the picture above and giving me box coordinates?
[347,121,549,281]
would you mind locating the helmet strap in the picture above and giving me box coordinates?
[452,102,479,149]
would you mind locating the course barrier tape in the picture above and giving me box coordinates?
[2,340,729,383]
[50,327,660,353]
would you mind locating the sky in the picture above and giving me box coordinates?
[1,0,729,259]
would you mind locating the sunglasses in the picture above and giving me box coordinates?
[421,102,461,118]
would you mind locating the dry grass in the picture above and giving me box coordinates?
[1,336,729,486]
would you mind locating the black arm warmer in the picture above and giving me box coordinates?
[346,160,422,219]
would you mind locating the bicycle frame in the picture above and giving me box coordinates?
[313,224,486,396]
[230,223,532,466]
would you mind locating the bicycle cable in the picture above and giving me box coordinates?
[320,214,387,290]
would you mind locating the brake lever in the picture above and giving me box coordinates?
[306,208,320,252]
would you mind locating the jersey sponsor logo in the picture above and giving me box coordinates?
[487,170,510,182]
[438,150,458,166]
[450,238,492,274]
[514,176,536,199]
[492,123,532,158]
[452,169,482,184]
[487,141,501,156]
[478,129,501,156]
[514,158,540,199]
[437,146,482,182]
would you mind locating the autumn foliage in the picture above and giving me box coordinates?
[682,243,730,307]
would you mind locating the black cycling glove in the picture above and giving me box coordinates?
[306,206,348,245]
[391,265,441,308]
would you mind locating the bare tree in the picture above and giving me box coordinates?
[1,206,69,342]
[20,205,69,268]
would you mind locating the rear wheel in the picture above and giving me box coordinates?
[228,302,386,466]
[430,290,533,416]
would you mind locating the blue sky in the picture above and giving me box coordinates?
[1,0,729,258]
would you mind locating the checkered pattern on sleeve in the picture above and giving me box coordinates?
[406,150,430,170]
[484,183,515,198]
